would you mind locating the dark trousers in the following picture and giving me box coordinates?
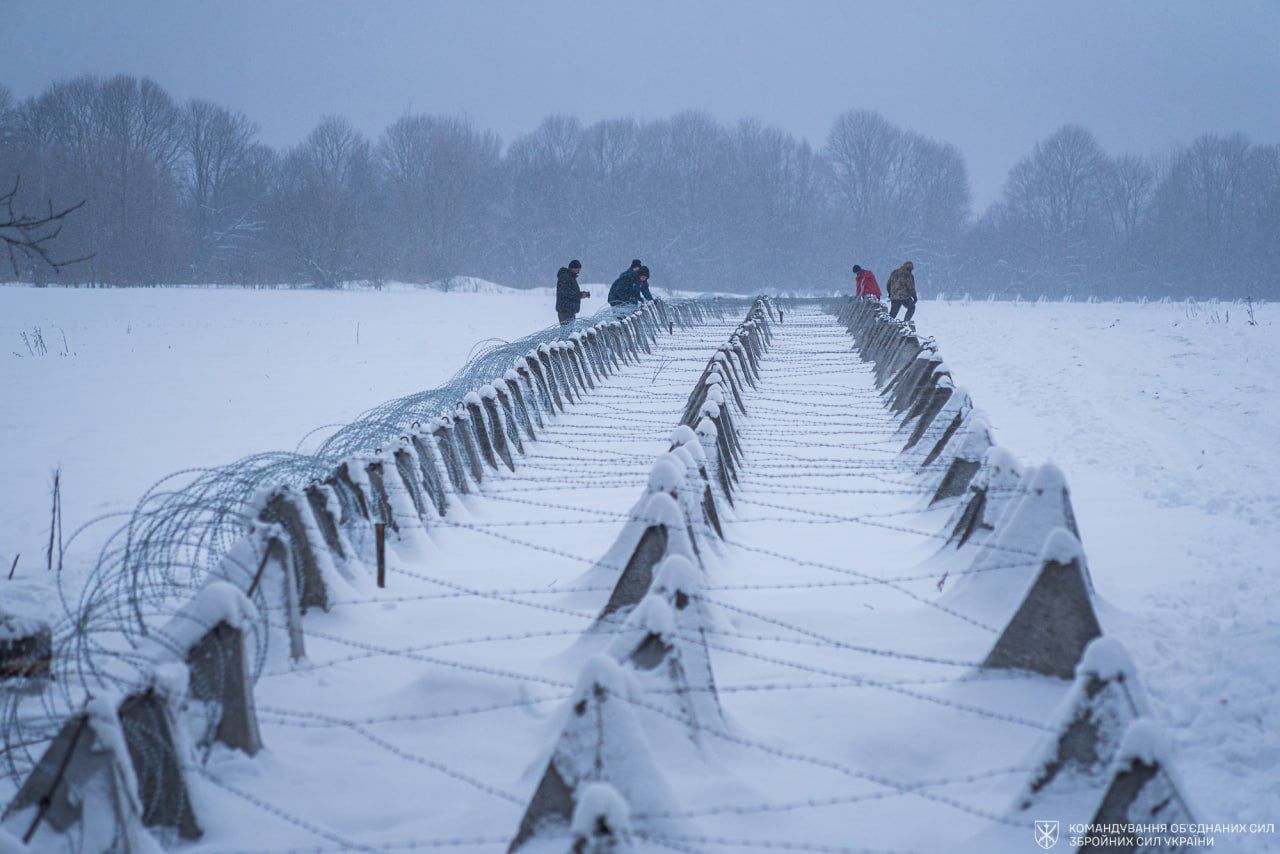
[557,310,576,325]
[890,298,916,321]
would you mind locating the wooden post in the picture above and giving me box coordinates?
[375,522,386,588]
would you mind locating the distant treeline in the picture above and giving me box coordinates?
[1,76,1276,296]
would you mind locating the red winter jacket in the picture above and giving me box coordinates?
[855,270,882,298]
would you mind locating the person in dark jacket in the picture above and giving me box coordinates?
[886,260,917,322]
[636,265,653,302]
[852,264,881,299]
[608,258,644,306]
[555,260,588,324]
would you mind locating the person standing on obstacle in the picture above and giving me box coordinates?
[886,260,918,322]
[555,259,589,325]
[852,264,881,299]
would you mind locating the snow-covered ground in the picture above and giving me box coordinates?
[0,285,573,587]
[1,288,1276,851]
[916,298,1280,838]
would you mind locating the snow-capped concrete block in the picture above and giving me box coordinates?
[1,703,154,853]
[509,658,673,852]
[597,494,683,624]
[1014,636,1148,816]
[463,397,502,472]
[480,394,517,471]
[303,482,349,560]
[1082,720,1199,848]
[945,447,1024,550]
[0,611,51,682]
[430,420,472,495]
[151,582,262,757]
[570,782,634,853]
[928,414,993,502]
[982,529,1102,679]
[117,688,203,840]
[257,486,331,614]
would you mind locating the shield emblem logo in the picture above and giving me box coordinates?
[1035,820,1060,850]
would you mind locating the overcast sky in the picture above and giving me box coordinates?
[3,0,1278,209]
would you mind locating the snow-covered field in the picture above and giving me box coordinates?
[917,298,1280,838]
[0,285,567,583]
[1,287,1276,852]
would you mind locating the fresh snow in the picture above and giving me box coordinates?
[918,298,1280,840]
[0,290,1275,852]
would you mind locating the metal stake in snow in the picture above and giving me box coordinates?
[376,522,387,589]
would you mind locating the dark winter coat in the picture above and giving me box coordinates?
[855,270,882,299]
[556,267,582,314]
[608,268,640,305]
[886,262,917,301]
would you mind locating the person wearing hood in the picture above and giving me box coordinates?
[886,260,917,321]
[608,258,647,306]
[556,260,589,325]
[852,264,881,299]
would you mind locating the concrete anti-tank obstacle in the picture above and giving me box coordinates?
[304,482,348,559]
[393,442,434,519]
[944,447,1024,550]
[485,384,523,463]
[570,783,634,854]
[597,493,686,623]
[571,335,598,388]
[362,459,400,533]
[117,688,203,840]
[919,402,966,469]
[256,533,308,660]
[503,370,540,440]
[147,581,263,757]
[514,362,548,429]
[900,365,951,430]
[695,416,733,507]
[1081,720,1199,851]
[903,377,956,451]
[702,406,738,486]
[0,611,51,683]
[508,657,675,852]
[525,351,560,414]
[881,342,935,401]
[327,460,371,522]
[652,448,712,563]
[1014,637,1148,816]
[608,557,724,739]
[2,702,148,851]
[563,340,590,391]
[535,345,567,410]
[463,392,501,473]
[669,425,725,540]
[889,355,939,414]
[929,415,993,504]
[258,487,330,614]
[550,344,579,404]
[981,528,1102,679]
[431,419,471,495]
[451,407,488,484]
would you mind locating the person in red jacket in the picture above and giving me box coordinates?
[852,264,881,299]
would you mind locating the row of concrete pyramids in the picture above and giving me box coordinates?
[508,298,777,853]
[838,296,1202,850]
[0,300,718,852]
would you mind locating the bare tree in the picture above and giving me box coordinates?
[0,177,88,276]
[376,114,501,282]
[1102,153,1155,246]
[182,99,260,278]
[271,116,377,287]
